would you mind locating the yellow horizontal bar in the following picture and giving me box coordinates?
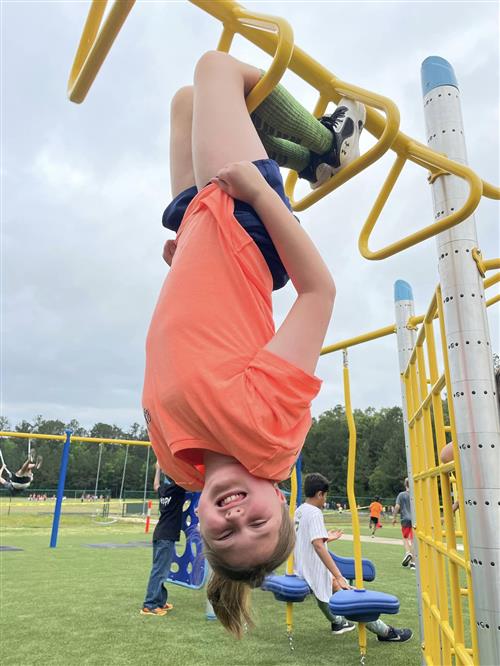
[416,531,468,570]
[0,431,150,447]
[486,293,500,308]
[321,324,395,356]
[413,460,455,480]
[484,272,500,289]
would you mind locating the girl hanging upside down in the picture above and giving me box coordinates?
[142,50,365,637]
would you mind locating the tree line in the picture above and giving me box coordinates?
[0,405,411,500]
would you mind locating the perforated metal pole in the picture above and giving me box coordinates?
[393,280,425,662]
[421,56,500,665]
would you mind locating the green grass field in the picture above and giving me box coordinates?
[1,504,422,666]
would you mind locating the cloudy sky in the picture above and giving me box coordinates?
[2,1,499,431]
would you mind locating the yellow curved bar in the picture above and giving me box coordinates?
[0,431,150,447]
[342,350,367,658]
[286,87,400,211]
[206,2,293,113]
[68,0,136,103]
[359,141,484,260]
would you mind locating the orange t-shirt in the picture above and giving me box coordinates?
[369,502,383,519]
[142,184,321,491]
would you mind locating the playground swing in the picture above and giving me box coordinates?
[0,439,42,493]
[261,351,400,662]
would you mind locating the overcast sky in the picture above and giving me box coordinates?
[1,1,499,432]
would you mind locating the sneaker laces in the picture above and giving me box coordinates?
[321,106,347,131]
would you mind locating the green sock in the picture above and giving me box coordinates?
[251,79,332,154]
[259,133,311,172]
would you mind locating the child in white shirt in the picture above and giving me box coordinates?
[294,473,413,642]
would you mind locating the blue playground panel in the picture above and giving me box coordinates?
[167,492,207,590]
[262,554,397,622]
[331,552,376,582]
[329,589,400,623]
[261,574,311,602]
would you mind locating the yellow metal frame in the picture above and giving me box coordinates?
[343,350,367,658]
[0,431,151,447]
[403,287,479,665]
[67,0,499,261]
[285,465,298,638]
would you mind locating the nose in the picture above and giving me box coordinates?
[225,506,245,521]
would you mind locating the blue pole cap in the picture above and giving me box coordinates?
[421,56,458,96]
[394,279,413,302]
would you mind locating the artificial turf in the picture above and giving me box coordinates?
[1,510,422,666]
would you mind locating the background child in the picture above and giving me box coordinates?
[143,50,365,637]
[140,463,186,616]
[295,473,413,643]
[393,478,416,569]
[369,496,383,537]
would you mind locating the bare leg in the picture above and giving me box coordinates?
[192,51,268,189]
[169,86,196,198]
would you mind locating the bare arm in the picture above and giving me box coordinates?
[311,538,349,590]
[153,463,161,492]
[392,503,400,523]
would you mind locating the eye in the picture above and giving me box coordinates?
[216,531,233,541]
[250,520,267,527]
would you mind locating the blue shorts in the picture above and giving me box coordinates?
[162,159,292,291]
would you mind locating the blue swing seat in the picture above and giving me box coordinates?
[329,588,400,623]
[261,574,311,602]
[330,552,376,582]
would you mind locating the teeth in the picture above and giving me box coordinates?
[220,493,244,507]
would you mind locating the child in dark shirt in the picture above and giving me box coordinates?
[140,462,186,616]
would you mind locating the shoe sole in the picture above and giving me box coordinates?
[402,554,412,567]
[140,610,167,616]
[332,625,356,635]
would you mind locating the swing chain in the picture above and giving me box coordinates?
[287,630,294,651]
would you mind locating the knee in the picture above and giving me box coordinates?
[170,85,193,117]
[194,50,233,82]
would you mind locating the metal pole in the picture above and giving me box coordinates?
[94,443,103,498]
[393,279,425,663]
[421,56,500,665]
[50,429,72,548]
[119,445,129,501]
[296,454,302,507]
[142,445,151,514]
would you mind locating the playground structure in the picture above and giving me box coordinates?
[3,0,497,664]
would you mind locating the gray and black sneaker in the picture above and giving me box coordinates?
[402,552,413,567]
[377,626,413,643]
[331,619,356,635]
[299,98,366,189]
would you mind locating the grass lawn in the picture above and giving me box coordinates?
[1,510,422,666]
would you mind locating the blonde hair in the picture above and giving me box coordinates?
[204,503,295,638]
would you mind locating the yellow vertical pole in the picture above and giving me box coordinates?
[285,464,298,644]
[343,350,367,660]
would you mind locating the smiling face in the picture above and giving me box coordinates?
[198,460,286,569]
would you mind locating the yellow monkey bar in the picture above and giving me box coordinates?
[68,0,499,260]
